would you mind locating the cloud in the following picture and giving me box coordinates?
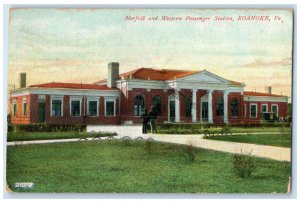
[241,57,292,68]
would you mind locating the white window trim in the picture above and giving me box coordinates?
[250,103,258,118]
[70,97,82,117]
[261,104,268,113]
[243,104,247,117]
[22,98,27,117]
[271,104,279,117]
[104,97,116,117]
[50,96,64,117]
[12,100,17,117]
[87,98,99,117]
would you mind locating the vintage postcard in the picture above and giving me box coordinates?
[6,8,293,194]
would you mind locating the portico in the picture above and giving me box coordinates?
[165,69,244,124]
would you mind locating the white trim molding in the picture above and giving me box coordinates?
[250,103,258,118]
[244,96,288,102]
[22,97,27,117]
[10,87,120,98]
[168,94,175,123]
[12,99,17,117]
[104,97,116,117]
[261,104,268,113]
[87,97,100,117]
[50,96,64,117]
[69,96,83,117]
[271,104,279,117]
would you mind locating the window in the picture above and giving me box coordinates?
[261,104,268,113]
[70,99,81,117]
[250,104,257,118]
[51,98,63,116]
[105,101,115,116]
[134,95,144,116]
[13,101,17,117]
[88,100,98,116]
[152,95,162,116]
[272,105,278,117]
[185,97,192,117]
[230,98,239,117]
[22,99,27,116]
[216,98,224,116]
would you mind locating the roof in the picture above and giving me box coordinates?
[94,68,200,84]
[29,82,118,90]
[244,91,287,97]
[122,68,201,80]
[94,68,244,86]
[229,80,243,85]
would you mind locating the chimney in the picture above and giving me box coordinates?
[268,86,272,94]
[19,73,26,88]
[107,62,119,88]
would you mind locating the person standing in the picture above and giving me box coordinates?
[140,108,149,134]
[148,105,158,134]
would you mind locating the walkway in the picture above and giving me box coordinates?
[7,125,291,162]
[88,125,291,162]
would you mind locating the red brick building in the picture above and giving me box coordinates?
[9,62,289,125]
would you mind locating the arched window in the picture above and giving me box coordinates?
[231,98,239,117]
[185,96,192,117]
[134,95,144,116]
[152,95,161,116]
[216,98,224,116]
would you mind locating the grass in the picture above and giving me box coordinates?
[157,126,291,135]
[206,133,291,148]
[7,132,116,142]
[7,140,291,193]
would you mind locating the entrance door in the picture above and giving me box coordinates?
[201,102,208,121]
[169,100,175,122]
[38,102,45,123]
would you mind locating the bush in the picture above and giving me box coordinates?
[121,136,132,146]
[232,154,256,178]
[144,138,154,152]
[221,125,232,135]
[8,123,86,133]
[185,144,196,162]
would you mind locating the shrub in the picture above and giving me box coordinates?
[221,125,232,135]
[279,122,288,136]
[144,138,154,152]
[232,154,256,178]
[8,123,86,133]
[121,136,132,146]
[185,144,196,162]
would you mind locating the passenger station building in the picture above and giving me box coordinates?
[9,62,289,125]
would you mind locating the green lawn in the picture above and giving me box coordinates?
[7,140,290,193]
[7,132,116,142]
[206,134,291,148]
[157,126,291,135]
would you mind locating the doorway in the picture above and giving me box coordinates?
[169,100,175,122]
[201,102,208,121]
[38,102,45,123]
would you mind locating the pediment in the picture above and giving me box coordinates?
[177,70,229,84]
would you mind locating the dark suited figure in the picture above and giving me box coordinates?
[140,108,149,134]
[148,105,158,134]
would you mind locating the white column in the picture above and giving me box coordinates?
[192,89,197,122]
[208,89,213,123]
[224,91,229,124]
[175,89,180,123]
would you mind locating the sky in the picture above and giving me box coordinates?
[8,8,293,100]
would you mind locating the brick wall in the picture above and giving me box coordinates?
[10,95,31,124]
[10,92,288,125]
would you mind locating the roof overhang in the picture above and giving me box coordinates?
[10,87,120,97]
